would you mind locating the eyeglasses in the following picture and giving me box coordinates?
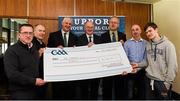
[20,32,34,35]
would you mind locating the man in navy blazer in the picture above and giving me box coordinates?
[77,22,101,46]
[47,17,78,100]
[101,16,127,100]
[47,18,77,48]
[76,21,101,100]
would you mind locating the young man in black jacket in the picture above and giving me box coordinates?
[4,24,46,100]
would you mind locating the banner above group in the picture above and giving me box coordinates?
[58,16,125,36]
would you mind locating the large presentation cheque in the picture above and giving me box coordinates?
[44,42,132,82]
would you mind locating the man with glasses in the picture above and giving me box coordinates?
[4,24,46,99]
[101,16,126,100]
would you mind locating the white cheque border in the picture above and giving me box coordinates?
[44,42,132,82]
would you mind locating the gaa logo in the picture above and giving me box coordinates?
[51,49,68,55]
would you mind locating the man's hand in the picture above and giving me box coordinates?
[131,63,138,69]
[119,40,124,46]
[35,78,46,86]
[121,71,128,75]
[87,42,94,47]
[57,45,63,49]
[38,48,45,57]
[131,68,138,74]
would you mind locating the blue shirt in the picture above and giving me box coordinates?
[124,38,147,64]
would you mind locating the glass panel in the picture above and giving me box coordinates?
[1,31,8,54]
[0,18,27,54]
[2,18,9,29]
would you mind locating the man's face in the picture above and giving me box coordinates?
[131,25,142,39]
[85,22,94,35]
[145,26,157,40]
[62,18,72,32]
[34,25,45,40]
[109,17,119,31]
[18,26,34,44]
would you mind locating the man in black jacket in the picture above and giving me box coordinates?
[32,24,47,99]
[47,17,78,99]
[47,17,77,48]
[4,24,46,100]
[76,21,101,100]
[101,16,127,100]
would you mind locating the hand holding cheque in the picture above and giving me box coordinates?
[44,42,132,82]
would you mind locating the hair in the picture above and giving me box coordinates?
[34,24,45,28]
[19,24,34,32]
[144,22,158,31]
[84,20,94,27]
[109,16,119,24]
[34,24,46,31]
[62,17,73,24]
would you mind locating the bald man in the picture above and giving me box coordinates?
[124,24,147,99]
[32,24,48,99]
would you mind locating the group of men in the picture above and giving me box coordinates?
[3,16,178,100]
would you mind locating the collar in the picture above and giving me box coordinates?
[33,37,43,45]
[18,40,33,49]
[110,30,117,35]
[61,29,69,35]
[130,37,143,42]
[86,34,93,38]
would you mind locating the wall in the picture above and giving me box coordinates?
[0,0,151,44]
[153,0,180,93]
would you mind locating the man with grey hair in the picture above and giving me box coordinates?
[47,17,78,99]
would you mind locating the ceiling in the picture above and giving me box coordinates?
[102,0,161,4]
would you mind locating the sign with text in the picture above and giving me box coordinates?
[58,16,125,36]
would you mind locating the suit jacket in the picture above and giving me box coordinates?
[32,37,46,78]
[47,30,78,47]
[77,34,101,46]
[32,37,46,50]
[101,31,126,43]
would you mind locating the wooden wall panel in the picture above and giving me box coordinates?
[0,0,3,15]
[76,0,95,15]
[29,0,74,18]
[0,0,27,17]
[76,0,114,16]
[0,0,151,43]
[94,0,114,15]
[116,3,151,39]
[28,19,58,45]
